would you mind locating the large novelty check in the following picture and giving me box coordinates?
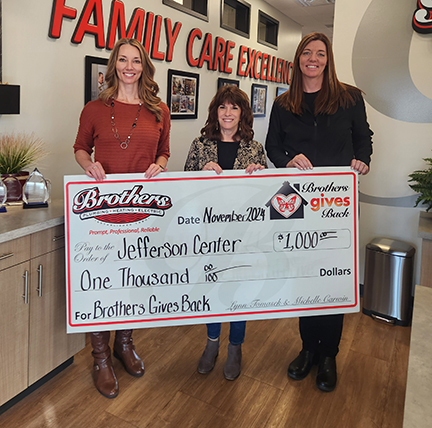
[64,167,359,333]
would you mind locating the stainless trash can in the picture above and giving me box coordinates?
[363,237,415,326]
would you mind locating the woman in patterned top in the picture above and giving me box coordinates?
[184,85,267,380]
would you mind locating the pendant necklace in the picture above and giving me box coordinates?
[110,100,142,149]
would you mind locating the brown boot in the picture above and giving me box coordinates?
[90,331,118,398]
[113,330,145,377]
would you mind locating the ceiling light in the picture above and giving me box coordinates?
[296,0,335,7]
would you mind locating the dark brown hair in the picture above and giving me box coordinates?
[201,85,254,142]
[99,38,162,122]
[278,32,361,115]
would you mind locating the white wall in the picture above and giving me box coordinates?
[1,0,301,199]
[333,0,432,284]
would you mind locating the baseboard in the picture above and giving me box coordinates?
[0,357,74,415]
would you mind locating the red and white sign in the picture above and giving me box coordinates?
[64,168,359,333]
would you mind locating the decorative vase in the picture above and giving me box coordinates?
[0,171,29,203]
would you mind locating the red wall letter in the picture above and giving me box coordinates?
[198,33,213,70]
[71,0,105,48]
[287,61,293,85]
[106,0,126,50]
[281,60,288,85]
[49,0,77,39]
[143,12,154,53]
[126,8,146,42]
[224,40,235,74]
[260,53,269,81]
[186,28,202,67]
[244,49,256,78]
[275,58,283,83]
[237,45,248,77]
[151,15,165,60]
[213,37,226,72]
[164,18,182,62]
[254,51,262,80]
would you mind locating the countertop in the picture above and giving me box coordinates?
[403,285,432,428]
[0,200,64,244]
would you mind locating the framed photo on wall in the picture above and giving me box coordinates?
[85,56,108,104]
[217,77,240,89]
[251,84,267,117]
[276,86,288,97]
[167,69,199,119]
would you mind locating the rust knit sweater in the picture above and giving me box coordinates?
[74,99,170,174]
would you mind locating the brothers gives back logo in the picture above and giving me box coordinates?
[266,181,308,220]
[72,185,172,224]
[266,180,352,220]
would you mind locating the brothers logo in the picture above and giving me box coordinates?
[266,182,308,220]
[72,185,172,224]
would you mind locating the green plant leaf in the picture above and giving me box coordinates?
[0,133,46,174]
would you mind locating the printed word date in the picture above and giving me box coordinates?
[178,206,265,225]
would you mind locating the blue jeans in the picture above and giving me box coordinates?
[206,321,246,345]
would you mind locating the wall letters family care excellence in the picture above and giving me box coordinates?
[49,0,293,84]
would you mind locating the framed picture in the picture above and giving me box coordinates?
[167,69,199,119]
[217,77,240,89]
[85,56,108,104]
[251,84,267,117]
[276,86,288,97]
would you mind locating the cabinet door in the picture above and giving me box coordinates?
[0,262,30,406]
[28,248,85,385]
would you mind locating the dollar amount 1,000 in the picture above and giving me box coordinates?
[278,231,319,251]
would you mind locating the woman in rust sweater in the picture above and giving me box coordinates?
[74,38,170,398]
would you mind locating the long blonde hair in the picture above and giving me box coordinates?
[278,32,361,116]
[99,38,162,122]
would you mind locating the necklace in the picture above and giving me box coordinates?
[110,100,142,149]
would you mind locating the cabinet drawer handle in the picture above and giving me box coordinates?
[22,271,29,304]
[37,264,43,297]
[0,252,14,261]
[52,235,65,242]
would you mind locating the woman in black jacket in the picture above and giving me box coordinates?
[265,32,373,392]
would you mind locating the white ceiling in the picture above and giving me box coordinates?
[264,0,335,41]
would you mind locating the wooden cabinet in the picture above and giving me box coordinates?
[0,258,30,406]
[0,226,84,406]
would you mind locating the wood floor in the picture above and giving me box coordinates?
[0,309,411,428]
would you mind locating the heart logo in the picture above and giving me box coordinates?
[271,193,302,218]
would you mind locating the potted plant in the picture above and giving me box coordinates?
[0,132,46,202]
[408,157,432,212]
